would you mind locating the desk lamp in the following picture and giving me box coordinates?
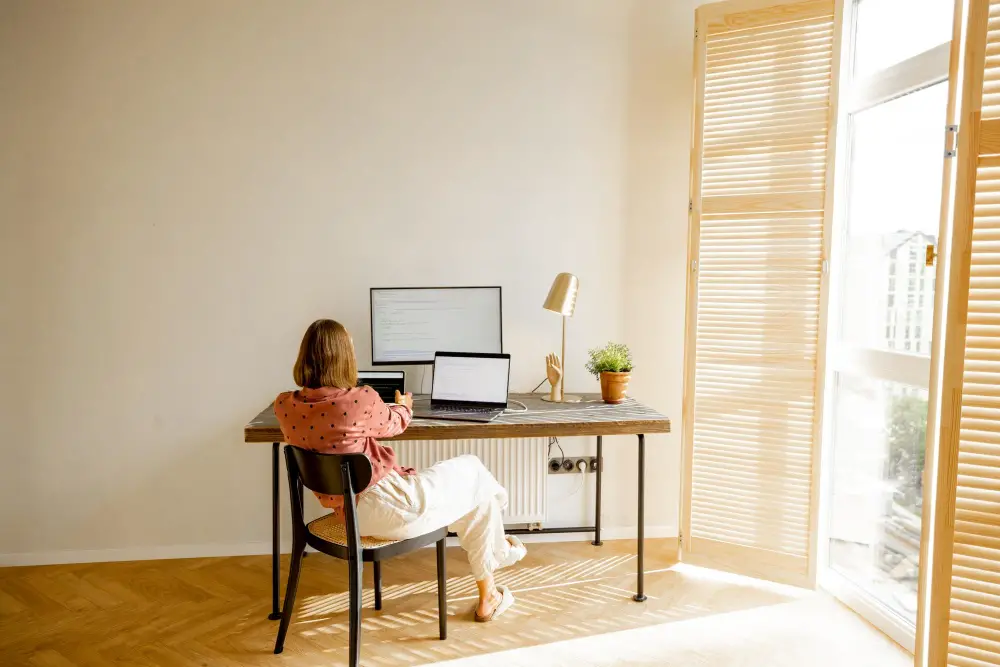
[542,273,581,403]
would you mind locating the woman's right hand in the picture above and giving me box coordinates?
[395,390,413,410]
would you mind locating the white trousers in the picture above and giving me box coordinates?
[355,454,515,580]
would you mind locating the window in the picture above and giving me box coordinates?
[919,293,924,307]
[889,262,897,275]
[915,325,922,339]
[825,0,949,650]
[853,0,952,78]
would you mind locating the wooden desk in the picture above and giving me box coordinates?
[246,393,670,619]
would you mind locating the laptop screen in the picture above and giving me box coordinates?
[432,353,510,406]
[357,370,404,403]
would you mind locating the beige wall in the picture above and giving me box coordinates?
[0,0,699,563]
[621,0,699,545]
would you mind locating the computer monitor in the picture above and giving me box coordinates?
[370,286,502,365]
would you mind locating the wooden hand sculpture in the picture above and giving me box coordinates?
[546,353,563,402]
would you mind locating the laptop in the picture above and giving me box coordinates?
[357,370,405,403]
[413,352,510,423]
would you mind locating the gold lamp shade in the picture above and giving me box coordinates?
[543,273,579,317]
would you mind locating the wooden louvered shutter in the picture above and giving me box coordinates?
[681,0,842,587]
[926,0,1000,663]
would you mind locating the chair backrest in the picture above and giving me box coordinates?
[285,447,373,497]
[283,447,374,556]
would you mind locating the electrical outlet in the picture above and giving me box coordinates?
[548,456,599,474]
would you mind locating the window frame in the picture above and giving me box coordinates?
[818,0,956,653]
[827,9,949,388]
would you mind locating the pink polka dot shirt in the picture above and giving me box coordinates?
[274,385,415,513]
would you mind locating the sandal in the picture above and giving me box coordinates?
[474,585,515,622]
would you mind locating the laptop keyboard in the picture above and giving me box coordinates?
[434,405,498,414]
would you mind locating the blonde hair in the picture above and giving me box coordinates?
[293,319,358,389]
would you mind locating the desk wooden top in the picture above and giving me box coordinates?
[244,393,670,442]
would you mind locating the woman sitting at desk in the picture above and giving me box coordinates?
[275,319,526,622]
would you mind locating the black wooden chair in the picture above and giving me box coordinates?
[274,446,448,665]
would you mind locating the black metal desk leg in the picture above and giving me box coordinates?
[593,435,603,546]
[269,442,282,620]
[634,434,646,602]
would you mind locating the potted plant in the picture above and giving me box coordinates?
[585,342,634,404]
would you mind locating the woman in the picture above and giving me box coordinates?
[275,319,526,621]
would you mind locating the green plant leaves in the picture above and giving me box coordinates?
[584,342,633,379]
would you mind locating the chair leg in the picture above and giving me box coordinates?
[436,538,447,640]
[348,554,363,667]
[273,539,306,654]
[373,560,382,611]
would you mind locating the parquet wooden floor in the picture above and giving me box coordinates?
[0,539,907,666]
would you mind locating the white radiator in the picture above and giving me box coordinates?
[391,438,548,524]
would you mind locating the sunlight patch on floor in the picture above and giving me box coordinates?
[665,562,813,599]
[298,553,636,617]
[430,594,910,667]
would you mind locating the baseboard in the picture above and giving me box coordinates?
[0,541,282,567]
[0,526,678,567]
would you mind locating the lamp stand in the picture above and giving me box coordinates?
[542,315,581,403]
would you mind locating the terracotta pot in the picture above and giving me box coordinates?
[599,371,630,404]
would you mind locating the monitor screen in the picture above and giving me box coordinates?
[370,287,502,365]
[432,353,510,405]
